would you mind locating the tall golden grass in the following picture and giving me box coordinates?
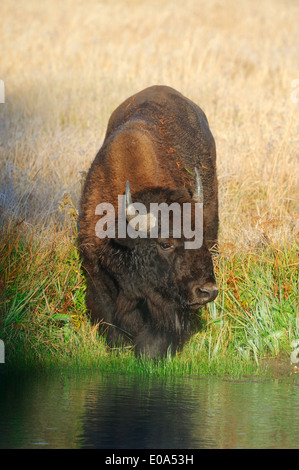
[1,1,299,372]
[1,0,298,246]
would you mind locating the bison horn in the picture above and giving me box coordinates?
[125,180,136,221]
[194,167,203,203]
[125,180,157,233]
[125,180,133,209]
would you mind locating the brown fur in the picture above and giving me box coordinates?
[79,85,218,358]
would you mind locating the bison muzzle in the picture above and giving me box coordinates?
[79,85,219,358]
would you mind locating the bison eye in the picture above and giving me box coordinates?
[159,241,174,250]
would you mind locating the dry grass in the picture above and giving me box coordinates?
[1,0,298,247]
[0,0,298,372]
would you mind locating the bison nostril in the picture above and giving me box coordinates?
[191,283,218,304]
[200,286,218,302]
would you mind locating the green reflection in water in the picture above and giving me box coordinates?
[0,371,298,449]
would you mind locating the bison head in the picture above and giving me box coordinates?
[103,169,218,317]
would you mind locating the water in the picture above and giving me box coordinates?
[0,370,298,449]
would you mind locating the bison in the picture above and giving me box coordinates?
[79,85,218,358]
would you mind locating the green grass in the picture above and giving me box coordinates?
[0,208,298,378]
[1,0,298,381]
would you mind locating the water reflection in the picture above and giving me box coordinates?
[0,370,298,449]
[81,375,212,449]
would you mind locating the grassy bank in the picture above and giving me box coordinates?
[0,0,298,376]
[0,208,297,377]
